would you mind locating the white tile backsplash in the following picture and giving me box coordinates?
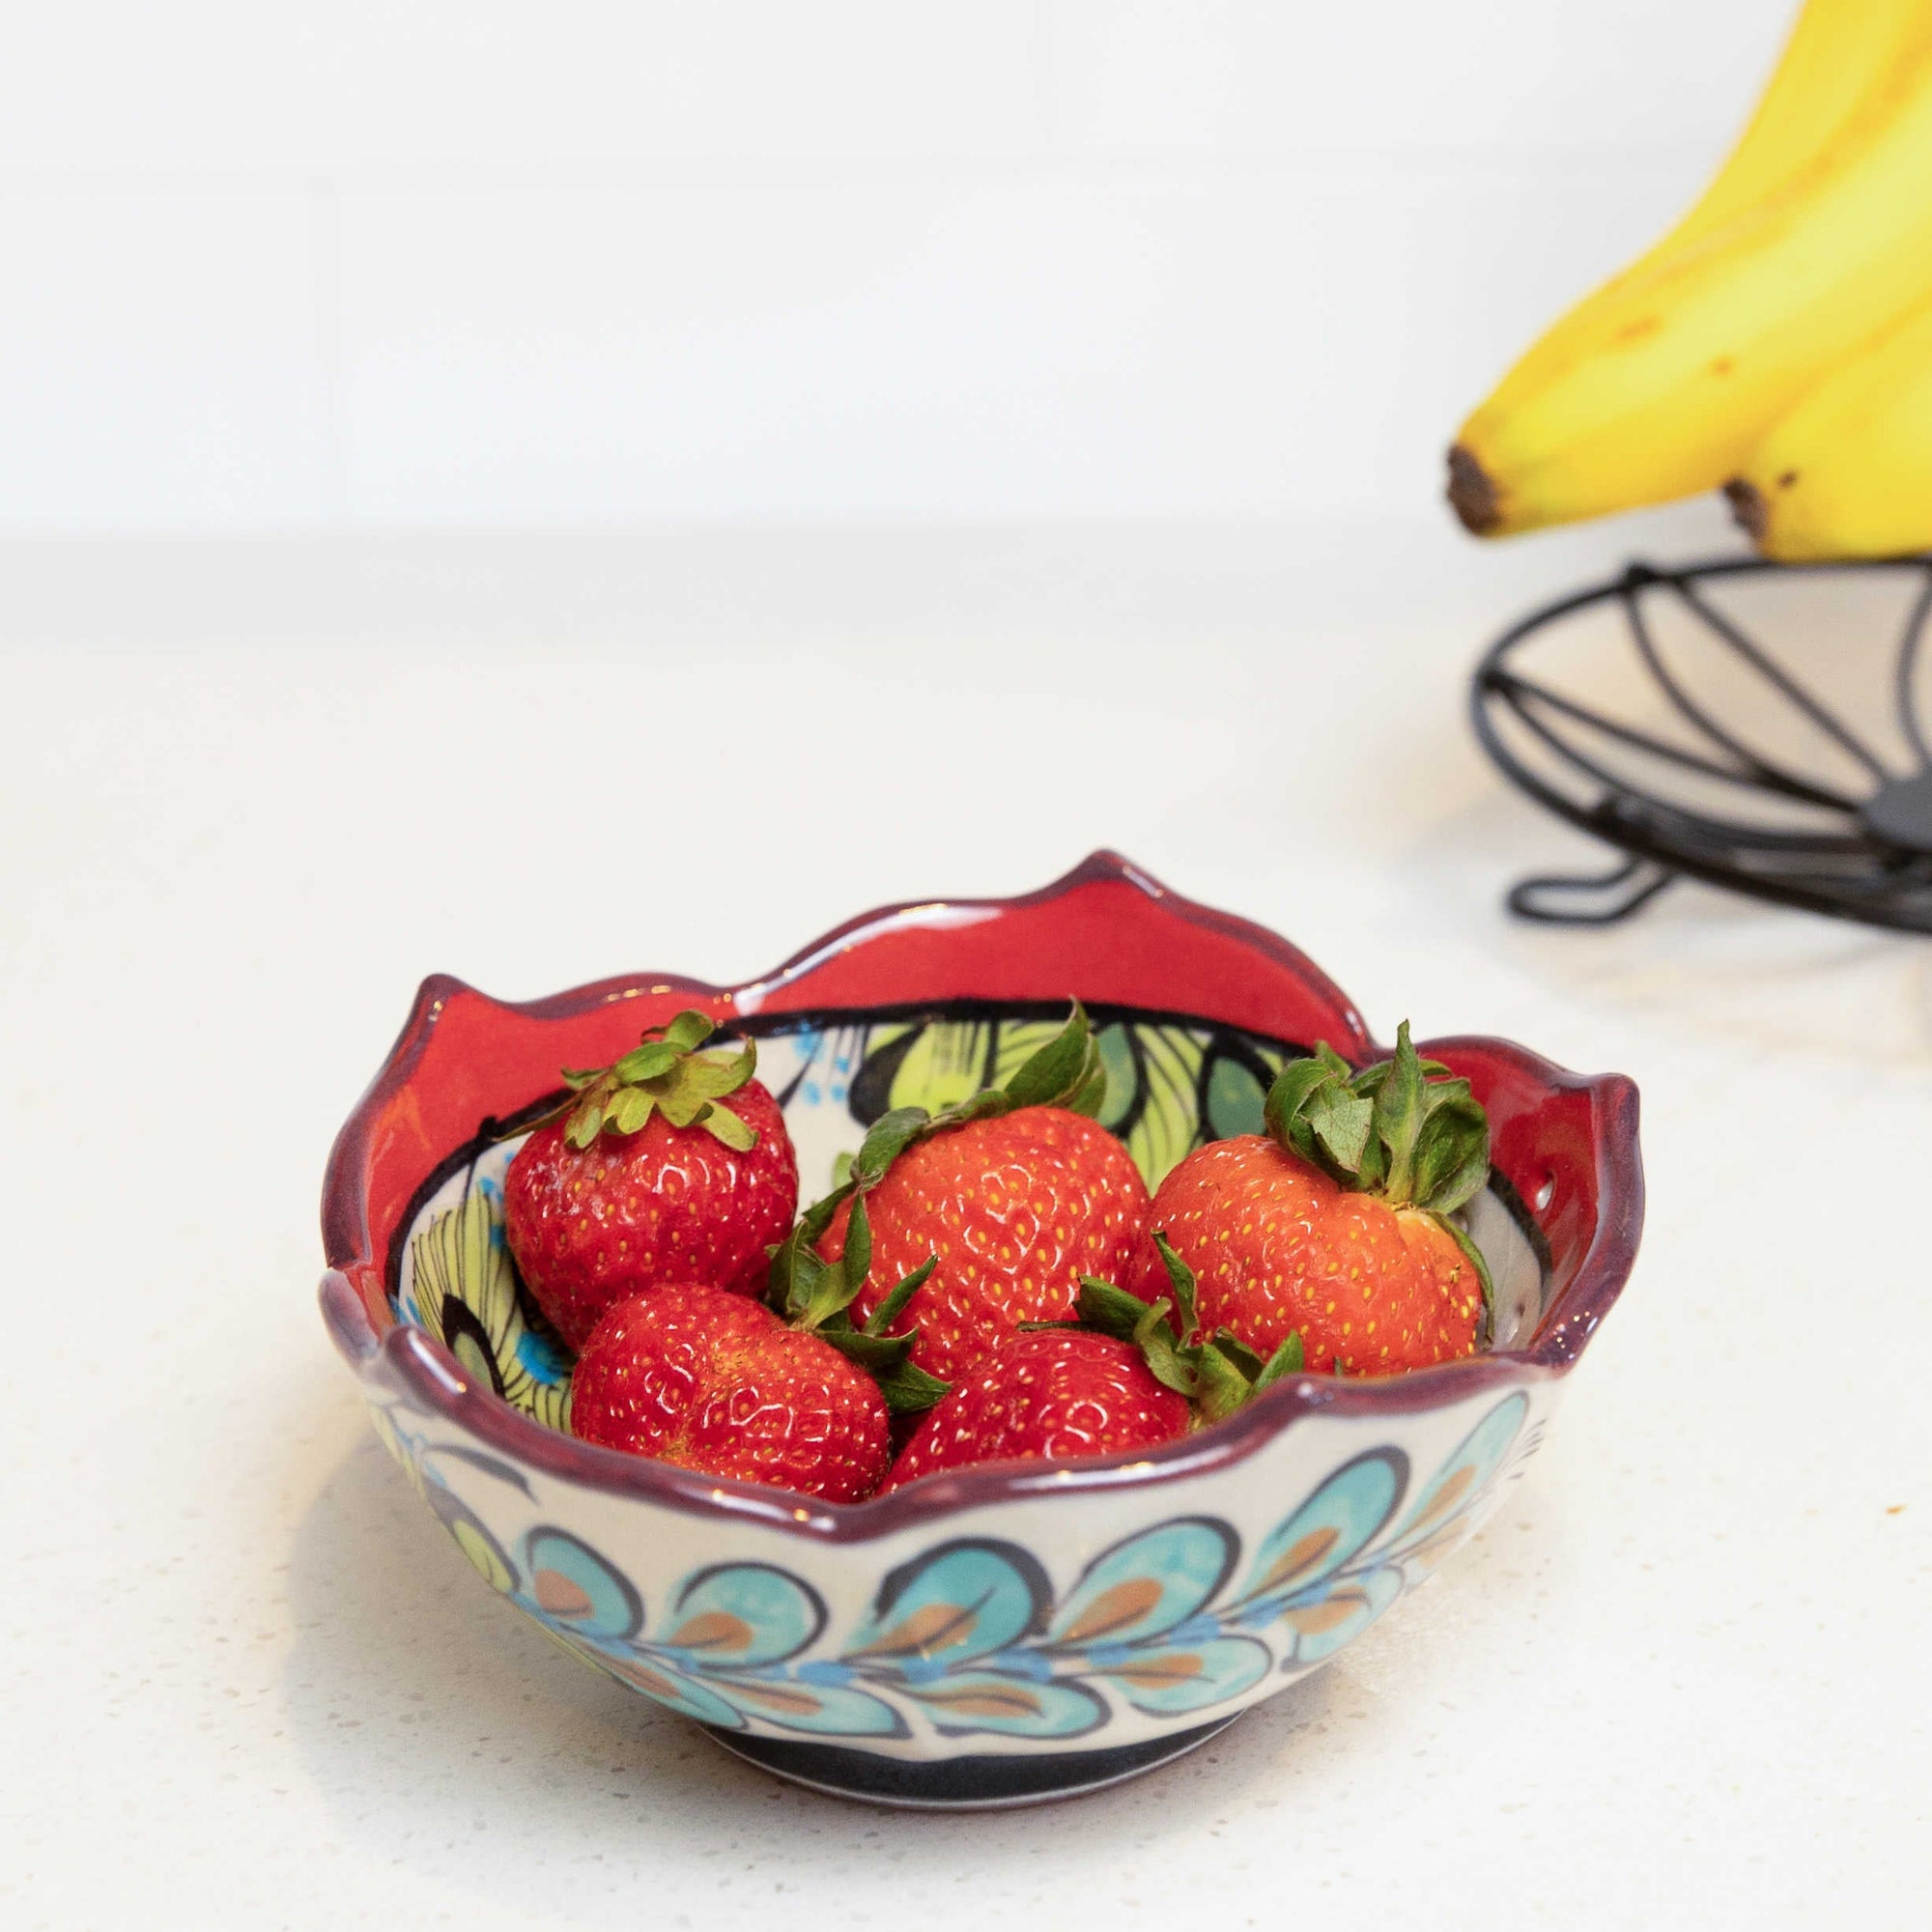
[0,1,1794,529]
[0,4,1049,171]
[333,157,1699,522]
[0,190,329,527]
[1046,1,1790,158]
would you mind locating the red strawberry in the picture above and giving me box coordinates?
[881,1236,1319,1492]
[817,1104,1151,1380]
[882,1328,1189,1492]
[570,1284,890,1503]
[504,1011,798,1350]
[1133,1024,1491,1376]
[572,1191,951,1501]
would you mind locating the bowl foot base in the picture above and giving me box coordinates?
[698,1714,1240,1810]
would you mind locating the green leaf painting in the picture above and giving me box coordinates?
[407,1184,573,1432]
[858,1011,1291,1190]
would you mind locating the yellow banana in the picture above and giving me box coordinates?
[1450,39,1932,537]
[1727,294,1932,558]
[1480,0,1932,414]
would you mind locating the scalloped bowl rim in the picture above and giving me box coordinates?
[320,851,1643,1545]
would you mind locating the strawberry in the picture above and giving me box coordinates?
[881,1240,1305,1492]
[882,1328,1189,1492]
[782,1006,1150,1382]
[820,1107,1150,1380]
[572,1194,951,1502]
[1132,1024,1492,1376]
[570,1284,891,1503]
[503,1011,798,1351]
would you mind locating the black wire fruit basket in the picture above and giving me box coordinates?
[1471,555,1932,930]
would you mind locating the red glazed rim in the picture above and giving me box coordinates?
[320,851,1643,1543]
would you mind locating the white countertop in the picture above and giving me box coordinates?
[5,520,1926,1930]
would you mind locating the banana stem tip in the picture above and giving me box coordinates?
[1721,477,1769,547]
[1446,444,1502,535]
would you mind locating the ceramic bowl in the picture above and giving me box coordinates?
[320,853,1642,1808]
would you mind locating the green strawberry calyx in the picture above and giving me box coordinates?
[1069,1236,1305,1425]
[767,1196,952,1414]
[1263,1019,1494,1335]
[543,1009,761,1152]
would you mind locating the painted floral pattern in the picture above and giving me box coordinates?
[405,1179,572,1432]
[368,1389,1539,1745]
[785,1007,1293,1194]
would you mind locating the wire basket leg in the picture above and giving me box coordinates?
[1507,856,1678,926]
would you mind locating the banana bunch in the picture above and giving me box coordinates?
[1449,0,1932,561]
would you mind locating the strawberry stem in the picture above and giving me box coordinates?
[767,1201,952,1414]
[528,1009,761,1152]
[864,1256,938,1336]
[1076,1273,1307,1419]
[1262,1019,1495,1329]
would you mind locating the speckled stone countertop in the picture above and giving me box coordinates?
[5,523,1924,1930]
